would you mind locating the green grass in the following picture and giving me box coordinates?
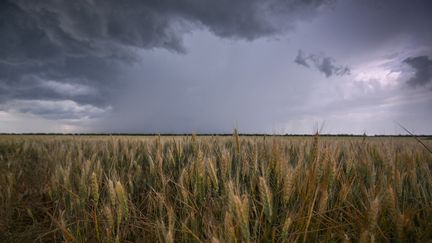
[0,134,431,242]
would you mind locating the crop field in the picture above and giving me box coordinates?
[1,134,431,242]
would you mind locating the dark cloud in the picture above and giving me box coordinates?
[294,50,350,77]
[0,0,332,119]
[1,0,432,134]
[294,50,310,68]
[1,0,334,61]
[0,99,110,120]
[403,56,432,87]
[0,56,122,107]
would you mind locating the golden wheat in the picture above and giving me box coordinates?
[0,134,431,242]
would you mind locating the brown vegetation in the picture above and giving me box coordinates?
[0,134,431,242]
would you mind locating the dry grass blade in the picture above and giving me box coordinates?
[396,122,432,154]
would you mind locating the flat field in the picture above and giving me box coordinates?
[1,135,431,242]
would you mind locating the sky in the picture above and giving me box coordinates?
[0,0,431,134]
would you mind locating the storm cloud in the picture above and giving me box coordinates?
[0,0,334,119]
[295,50,350,77]
[1,0,432,134]
[0,99,110,120]
[403,56,432,87]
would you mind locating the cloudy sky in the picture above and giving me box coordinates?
[1,0,431,134]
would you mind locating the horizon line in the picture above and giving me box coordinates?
[1,133,431,137]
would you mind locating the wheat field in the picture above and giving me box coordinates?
[1,133,431,242]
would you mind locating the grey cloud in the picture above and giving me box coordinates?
[0,56,121,107]
[2,0,432,134]
[403,56,432,87]
[2,0,334,61]
[1,99,110,120]
[0,0,332,119]
[38,80,96,96]
[294,50,310,68]
[294,50,350,77]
